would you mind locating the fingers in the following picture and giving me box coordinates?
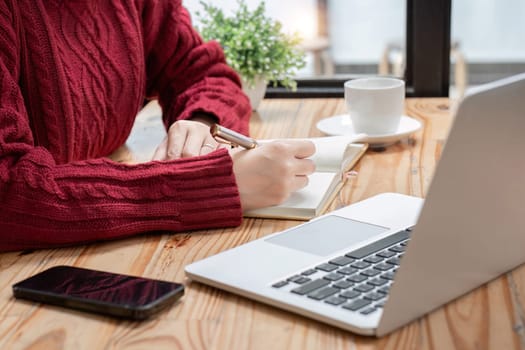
[291,175,310,193]
[261,140,316,175]
[200,142,218,156]
[281,139,316,159]
[152,137,168,160]
[165,120,217,159]
[166,124,190,159]
[265,141,316,192]
[294,157,316,176]
[151,121,221,161]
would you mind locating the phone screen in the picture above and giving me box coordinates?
[12,265,184,320]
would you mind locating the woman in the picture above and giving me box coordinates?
[0,0,315,251]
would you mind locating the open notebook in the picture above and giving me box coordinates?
[244,136,368,220]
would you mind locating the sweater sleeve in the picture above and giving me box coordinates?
[0,3,242,252]
[140,0,251,134]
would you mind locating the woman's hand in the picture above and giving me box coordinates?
[231,140,316,211]
[152,115,219,160]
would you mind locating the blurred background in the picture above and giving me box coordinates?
[184,0,525,98]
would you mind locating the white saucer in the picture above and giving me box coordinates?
[316,114,422,147]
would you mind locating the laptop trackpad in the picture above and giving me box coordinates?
[266,215,388,257]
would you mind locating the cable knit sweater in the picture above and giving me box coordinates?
[0,0,251,251]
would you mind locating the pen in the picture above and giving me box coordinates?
[210,124,258,149]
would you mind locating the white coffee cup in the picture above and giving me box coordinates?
[344,77,405,135]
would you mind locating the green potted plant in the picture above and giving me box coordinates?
[196,0,306,110]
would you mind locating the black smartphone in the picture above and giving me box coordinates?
[12,265,184,320]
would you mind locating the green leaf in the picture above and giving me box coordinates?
[196,0,306,90]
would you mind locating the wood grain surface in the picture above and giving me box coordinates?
[1,98,524,350]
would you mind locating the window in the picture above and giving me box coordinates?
[185,0,451,97]
[451,0,525,98]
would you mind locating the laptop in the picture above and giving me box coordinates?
[185,73,525,336]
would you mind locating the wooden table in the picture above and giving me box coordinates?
[2,98,524,349]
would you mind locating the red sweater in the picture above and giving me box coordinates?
[0,0,251,251]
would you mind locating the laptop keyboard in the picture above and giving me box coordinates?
[271,228,411,316]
